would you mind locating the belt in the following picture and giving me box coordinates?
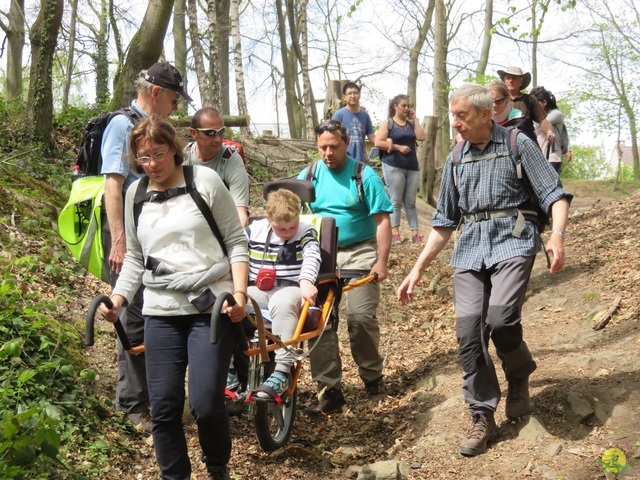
[249,279,299,288]
[461,208,536,238]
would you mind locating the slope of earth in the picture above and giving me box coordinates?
[77,188,640,480]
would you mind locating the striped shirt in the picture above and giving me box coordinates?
[246,218,321,284]
[433,122,572,272]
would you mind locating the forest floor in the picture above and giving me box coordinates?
[79,182,640,480]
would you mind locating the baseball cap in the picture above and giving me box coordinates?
[145,62,194,102]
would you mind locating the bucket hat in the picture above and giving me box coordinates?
[497,66,532,90]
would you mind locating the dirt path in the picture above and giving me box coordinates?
[89,193,640,480]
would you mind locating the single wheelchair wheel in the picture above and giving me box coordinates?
[253,388,297,452]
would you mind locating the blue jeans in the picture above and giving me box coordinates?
[381,163,420,230]
[145,314,234,480]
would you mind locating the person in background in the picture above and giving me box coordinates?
[530,86,572,173]
[246,189,321,400]
[184,107,250,227]
[332,82,376,163]
[374,94,427,244]
[497,66,555,145]
[100,62,193,434]
[297,119,393,414]
[486,80,537,144]
[100,115,248,480]
[397,84,571,458]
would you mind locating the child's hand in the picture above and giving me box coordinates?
[300,279,318,306]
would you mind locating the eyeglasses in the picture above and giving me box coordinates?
[161,89,182,107]
[135,149,171,166]
[315,120,344,135]
[196,127,226,138]
[493,97,506,105]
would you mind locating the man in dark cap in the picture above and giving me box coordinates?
[498,66,554,144]
[100,62,191,434]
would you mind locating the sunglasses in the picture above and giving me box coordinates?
[493,97,507,105]
[315,120,344,135]
[161,89,182,107]
[196,127,226,138]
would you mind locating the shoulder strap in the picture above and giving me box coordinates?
[133,166,228,256]
[184,166,228,257]
[387,118,394,131]
[305,161,318,183]
[507,128,523,179]
[451,140,467,186]
[353,161,365,203]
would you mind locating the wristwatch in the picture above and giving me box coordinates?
[551,229,566,239]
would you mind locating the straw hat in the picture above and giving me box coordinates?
[497,66,532,90]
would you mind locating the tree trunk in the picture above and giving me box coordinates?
[92,0,110,107]
[230,0,250,135]
[432,0,447,169]
[323,80,346,120]
[110,0,175,110]
[207,0,222,109]
[173,0,189,115]
[276,0,298,138]
[408,0,435,105]
[217,0,231,114]
[62,0,79,108]
[289,0,316,139]
[26,0,63,147]
[418,116,438,207]
[108,0,124,84]
[475,0,493,78]
[2,0,25,101]
[187,0,212,107]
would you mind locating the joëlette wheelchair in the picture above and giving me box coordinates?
[85,179,376,453]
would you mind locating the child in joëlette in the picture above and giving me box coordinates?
[246,189,321,399]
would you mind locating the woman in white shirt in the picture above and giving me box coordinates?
[100,115,248,480]
[530,87,571,173]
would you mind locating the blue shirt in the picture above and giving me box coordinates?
[298,156,393,247]
[332,108,374,163]
[433,122,572,271]
[100,100,147,192]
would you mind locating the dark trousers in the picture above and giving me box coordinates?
[453,256,537,414]
[102,213,149,414]
[145,314,234,479]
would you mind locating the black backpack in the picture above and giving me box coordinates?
[451,128,550,233]
[75,107,142,176]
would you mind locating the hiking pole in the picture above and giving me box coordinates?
[85,294,145,355]
[210,292,249,352]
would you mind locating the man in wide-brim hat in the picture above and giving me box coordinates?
[498,66,554,143]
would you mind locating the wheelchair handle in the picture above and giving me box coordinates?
[85,294,143,354]
[210,292,249,351]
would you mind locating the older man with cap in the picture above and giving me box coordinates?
[100,62,192,433]
[498,66,554,144]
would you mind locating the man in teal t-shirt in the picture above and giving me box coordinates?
[297,119,392,414]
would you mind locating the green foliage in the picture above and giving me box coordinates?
[561,144,611,180]
[0,256,137,479]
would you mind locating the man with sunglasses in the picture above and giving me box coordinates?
[185,107,250,227]
[297,119,393,414]
[100,62,192,434]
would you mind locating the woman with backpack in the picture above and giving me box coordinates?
[530,87,572,173]
[374,94,427,244]
[99,115,248,480]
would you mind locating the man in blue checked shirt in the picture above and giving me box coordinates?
[397,84,572,458]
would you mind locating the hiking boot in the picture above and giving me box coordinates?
[303,387,346,416]
[206,465,231,480]
[126,410,152,435]
[392,234,402,244]
[505,376,531,419]
[364,376,387,403]
[459,412,497,457]
[255,371,290,400]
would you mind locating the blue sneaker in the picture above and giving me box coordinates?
[255,371,290,399]
[226,370,240,391]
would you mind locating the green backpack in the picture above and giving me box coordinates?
[57,176,109,282]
